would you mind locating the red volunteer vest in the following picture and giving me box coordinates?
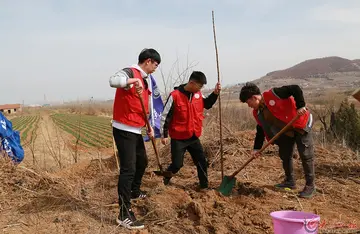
[253,89,310,140]
[169,90,204,140]
[113,68,151,128]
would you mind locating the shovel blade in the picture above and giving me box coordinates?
[218,176,236,196]
[153,170,173,178]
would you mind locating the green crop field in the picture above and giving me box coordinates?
[11,115,40,146]
[50,113,113,148]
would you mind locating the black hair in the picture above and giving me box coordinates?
[239,82,261,102]
[189,71,207,85]
[138,48,161,64]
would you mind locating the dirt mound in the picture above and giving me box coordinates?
[0,157,86,212]
[145,135,360,233]
[130,184,271,234]
[54,155,118,179]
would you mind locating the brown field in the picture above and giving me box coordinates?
[1,98,360,234]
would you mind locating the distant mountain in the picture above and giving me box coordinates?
[226,56,360,102]
[266,56,360,79]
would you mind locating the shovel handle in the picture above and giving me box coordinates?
[136,90,163,172]
[229,155,257,178]
[230,114,300,178]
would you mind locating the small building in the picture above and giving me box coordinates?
[0,104,21,114]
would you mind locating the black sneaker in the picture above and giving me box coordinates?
[163,176,171,185]
[116,208,145,230]
[299,185,316,198]
[274,180,296,189]
[131,190,147,200]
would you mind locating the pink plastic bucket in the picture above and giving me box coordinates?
[270,210,320,234]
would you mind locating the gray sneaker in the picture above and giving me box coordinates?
[298,185,316,198]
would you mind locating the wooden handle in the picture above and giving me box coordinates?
[230,114,300,178]
[212,10,224,179]
[137,90,163,171]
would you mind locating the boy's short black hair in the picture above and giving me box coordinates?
[239,82,261,102]
[138,48,161,64]
[189,71,207,85]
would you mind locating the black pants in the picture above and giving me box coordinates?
[167,136,208,187]
[113,127,148,209]
[277,130,315,186]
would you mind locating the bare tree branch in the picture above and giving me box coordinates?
[158,51,198,98]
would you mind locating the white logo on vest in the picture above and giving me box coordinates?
[153,85,161,99]
[269,100,276,106]
[194,93,200,99]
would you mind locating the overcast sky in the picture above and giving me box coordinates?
[1,0,359,104]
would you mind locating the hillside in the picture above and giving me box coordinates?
[266,56,360,79]
[224,56,360,102]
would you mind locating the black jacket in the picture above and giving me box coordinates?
[254,85,306,150]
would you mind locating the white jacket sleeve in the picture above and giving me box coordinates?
[109,70,130,88]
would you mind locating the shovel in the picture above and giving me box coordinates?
[218,114,300,196]
[137,89,173,178]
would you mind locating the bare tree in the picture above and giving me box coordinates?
[310,104,333,133]
[159,50,199,98]
[308,92,343,137]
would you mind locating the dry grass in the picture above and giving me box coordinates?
[1,97,360,233]
[2,128,360,233]
[48,102,113,117]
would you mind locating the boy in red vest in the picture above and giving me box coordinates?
[160,71,221,189]
[109,48,160,229]
[239,82,316,198]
